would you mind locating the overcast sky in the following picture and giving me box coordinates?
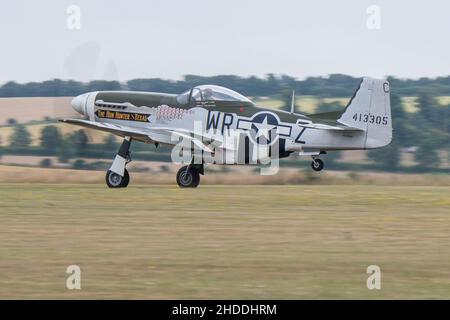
[1,0,449,83]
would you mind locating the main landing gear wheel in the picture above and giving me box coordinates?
[311,158,324,172]
[176,166,200,188]
[106,169,130,188]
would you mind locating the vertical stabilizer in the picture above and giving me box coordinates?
[338,77,392,149]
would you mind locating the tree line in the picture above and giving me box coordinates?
[3,74,450,97]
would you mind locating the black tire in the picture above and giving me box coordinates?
[176,166,200,188]
[192,169,200,188]
[106,169,129,188]
[311,159,324,172]
[122,169,130,188]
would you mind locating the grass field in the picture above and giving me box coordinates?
[1,184,449,299]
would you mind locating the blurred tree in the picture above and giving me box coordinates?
[417,91,441,126]
[266,74,281,95]
[415,144,440,168]
[103,134,118,150]
[68,129,89,155]
[7,118,17,125]
[324,150,342,168]
[9,124,31,147]
[389,93,417,148]
[72,159,86,169]
[87,80,122,92]
[57,136,75,163]
[0,135,3,158]
[0,82,21,97]
[40,158,52,168]
[414,132,441,168]
[367,138,401,168]
[314,92,406,170]
[40,125,62,152]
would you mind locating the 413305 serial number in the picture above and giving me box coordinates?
[352,113,389,125]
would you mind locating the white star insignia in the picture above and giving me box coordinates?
[254,116,276,140]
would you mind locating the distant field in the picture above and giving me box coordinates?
[0,97,73,124]
[0,184,449,299]
[402,96,420,113]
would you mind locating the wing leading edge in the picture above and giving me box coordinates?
[59,119,223,153]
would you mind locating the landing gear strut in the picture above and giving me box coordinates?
[106,136,132,188]
[311,157,324,172]
[176,162,203,188]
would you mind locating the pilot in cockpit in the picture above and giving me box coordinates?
[202,88,213,100]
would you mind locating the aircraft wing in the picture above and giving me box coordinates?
[59,119,225,153]
[148,127,238,152]
[59,119,151,140]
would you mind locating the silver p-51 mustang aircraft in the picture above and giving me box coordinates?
[61,77,392,188]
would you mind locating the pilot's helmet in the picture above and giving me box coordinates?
[203,88,213,100]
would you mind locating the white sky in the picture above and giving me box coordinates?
[1,0,449,83]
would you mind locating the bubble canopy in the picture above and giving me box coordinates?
[176,85,252,104]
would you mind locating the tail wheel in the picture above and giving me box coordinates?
[176,166,200,188]
[311,159,324,172]
[106,169,130,188]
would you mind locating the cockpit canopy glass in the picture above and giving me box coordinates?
[176,85,252,104]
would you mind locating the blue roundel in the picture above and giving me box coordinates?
[252,113,279,126]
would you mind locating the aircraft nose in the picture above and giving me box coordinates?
[71,94,87,115]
